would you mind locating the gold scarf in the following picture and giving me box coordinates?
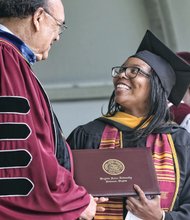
[103,111,149,128]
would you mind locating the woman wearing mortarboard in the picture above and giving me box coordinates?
[67,30,190,220]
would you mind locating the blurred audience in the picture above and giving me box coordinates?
[170,52,190,132]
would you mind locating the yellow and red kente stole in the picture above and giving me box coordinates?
[95,112,179,219]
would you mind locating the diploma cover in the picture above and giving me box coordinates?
[72,148,160,197]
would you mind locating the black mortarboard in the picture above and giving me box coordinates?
[133,30,190,106]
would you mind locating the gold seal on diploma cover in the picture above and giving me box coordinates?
[102,159,125,175]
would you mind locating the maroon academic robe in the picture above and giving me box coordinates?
[170,103,190,124]
[0,37,90,219]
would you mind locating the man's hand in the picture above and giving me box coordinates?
[79,195,108,220]
[94,197,109,212]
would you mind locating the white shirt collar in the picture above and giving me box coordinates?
[0,24,13,34]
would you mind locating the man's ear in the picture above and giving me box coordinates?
[32,7,45,31]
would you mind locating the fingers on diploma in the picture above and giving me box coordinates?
[93,197,109,212]
[94,197,109,203]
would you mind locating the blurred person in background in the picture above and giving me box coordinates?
[170,52,190,132]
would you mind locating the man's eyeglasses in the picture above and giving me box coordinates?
[111,66,151,79]
[44,9,67,35]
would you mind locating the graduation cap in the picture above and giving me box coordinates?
[133,30,190,106]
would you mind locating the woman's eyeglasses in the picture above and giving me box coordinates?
[111,66,151,79]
